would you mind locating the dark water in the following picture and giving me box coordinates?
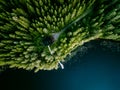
[0,40,120,90]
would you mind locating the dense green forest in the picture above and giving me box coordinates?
[0,0,120,72]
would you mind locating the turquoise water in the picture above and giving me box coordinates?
[0,40,120,90]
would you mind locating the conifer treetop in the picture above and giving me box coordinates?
[0,0,120,72]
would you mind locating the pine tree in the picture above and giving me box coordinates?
[0,0,120,72]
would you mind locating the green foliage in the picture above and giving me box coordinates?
[0,0,120,72]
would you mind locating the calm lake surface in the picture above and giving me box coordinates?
[0,40,120,90]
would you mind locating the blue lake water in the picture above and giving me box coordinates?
[0,40,120,90]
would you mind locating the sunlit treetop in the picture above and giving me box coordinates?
[0,0,120,72]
